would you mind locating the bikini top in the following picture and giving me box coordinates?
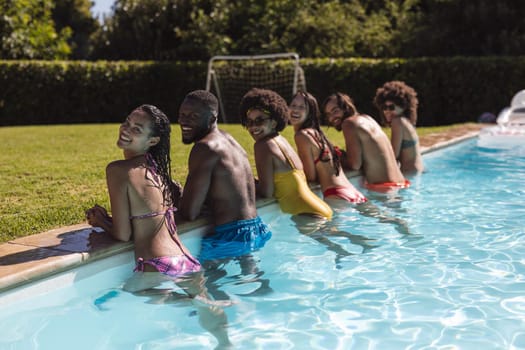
[305,130,342,164]
[130,206,177,235]
[126,153,196,262]
[128,154,178,235]
[130,207,198,265]
[401,138,418,149]
[130,207,175,222]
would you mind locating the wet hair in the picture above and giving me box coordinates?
[292,91,342,175]
[184,90,219,118]
[321,92,358,121]
[136,104,179,206]
[239,88,289,132]
[373,80,418,125]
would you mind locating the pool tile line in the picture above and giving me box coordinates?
[421,131,481,154]
[0,198,276,293]
[0,132,481,294]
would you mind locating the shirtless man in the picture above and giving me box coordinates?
[178,90,272,262]
[322,92,409,192]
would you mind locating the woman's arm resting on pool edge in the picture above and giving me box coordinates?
[86,204,114,235]
[85,163,132,242]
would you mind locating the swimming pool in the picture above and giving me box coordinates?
[1,139,524,349]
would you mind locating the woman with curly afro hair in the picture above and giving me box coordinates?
[373,81,424,175]
[239,88,332,220]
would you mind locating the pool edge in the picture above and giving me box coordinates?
[0,131,481,294]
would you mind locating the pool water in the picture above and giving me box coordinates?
[1,139,525,350]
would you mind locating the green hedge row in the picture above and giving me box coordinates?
[1,57,524,126]
[0,60,207,126]
[304,56,525,126]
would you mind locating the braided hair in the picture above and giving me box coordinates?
[294,91,342,176]
[136,104,180,207]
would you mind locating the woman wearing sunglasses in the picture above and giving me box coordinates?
[239,88,333,220]
[374,81,425,175]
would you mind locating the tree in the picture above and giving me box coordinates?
[0,0,71,59]
[91,0,391,59]
[52,0,100,59]
[89,0,525,60]
[280,0,390,57]
[91,0,231,60]
[403,0,525,56]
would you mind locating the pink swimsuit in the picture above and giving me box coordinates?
[130,153,201,276]
[131,207,201,277]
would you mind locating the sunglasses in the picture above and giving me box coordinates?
[245,116,271,128]
[382,104,396,111]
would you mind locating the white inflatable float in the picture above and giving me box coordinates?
[478,90,525,149]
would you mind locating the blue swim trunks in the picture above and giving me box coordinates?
[199,216,272,262]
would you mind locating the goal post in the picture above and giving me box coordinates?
[205,53,307,123]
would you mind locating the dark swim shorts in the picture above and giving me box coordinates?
[198,216,272,262]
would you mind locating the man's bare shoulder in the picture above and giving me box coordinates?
[352,114,382,131]
[219,129,235,141]
[341,115,360,131]
[190,140,215,155]
[192,129,225,154]
[218,128,250,156]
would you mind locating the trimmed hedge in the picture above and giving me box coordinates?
[304,56,525,126]
[1,57,524,126]
[0,60,207,125]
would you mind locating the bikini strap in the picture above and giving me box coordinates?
[130,211,162,220]
[164,208,200,265]
[163,207,177,236]
[305,130,324,150]
[131,207,198,266]
[144,152,162,187]
[305,130,331,164]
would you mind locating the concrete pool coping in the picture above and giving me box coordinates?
[0,126,484,293]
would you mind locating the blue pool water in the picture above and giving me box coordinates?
[1,139,525,349]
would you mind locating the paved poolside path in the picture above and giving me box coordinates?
[0,123,486,293]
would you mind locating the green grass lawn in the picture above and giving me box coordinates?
[0,122,465,242]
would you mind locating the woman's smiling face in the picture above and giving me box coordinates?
[382,100,404,124]
[245,109,275,141]
[117,109,156,155]
[289,94,309,127]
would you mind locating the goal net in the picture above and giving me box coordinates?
[205,53,307,123]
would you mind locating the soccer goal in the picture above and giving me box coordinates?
[205,53,307,123]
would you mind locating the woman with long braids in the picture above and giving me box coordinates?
[289,91,367,204]
[85,105,232,348]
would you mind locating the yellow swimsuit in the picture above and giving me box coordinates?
[272,139,333,219]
